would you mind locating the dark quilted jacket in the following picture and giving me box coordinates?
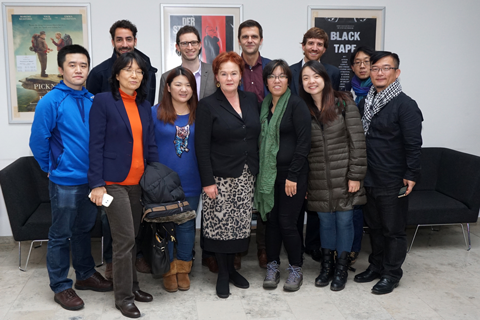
[306,100,367,212]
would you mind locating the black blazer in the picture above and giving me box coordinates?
[195,89,261,187]
[88,92,159,189]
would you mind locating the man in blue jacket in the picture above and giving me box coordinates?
[30,45,113,311]
[237,19,271,269]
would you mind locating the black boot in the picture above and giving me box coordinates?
[331,251,349,291]
[227,253,249,289]
[315,248,334,287]
[215,253,230,298]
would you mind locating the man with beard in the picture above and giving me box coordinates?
[87,20,157,105]
[157,25,216,103]
[289,27,340,94]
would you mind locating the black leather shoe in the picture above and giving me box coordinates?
[134,289,153,302]
[372,277,399,294]
[116,302,141,318]
[354,269,381,283]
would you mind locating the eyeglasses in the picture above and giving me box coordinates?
[122,68,144,76]
[179,41,200,48]
[353,60,371,67]
[267,74,288,81]
[370,66,398,73]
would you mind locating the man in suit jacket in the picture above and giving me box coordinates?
[157,26,216,103]
[289,27,341,94]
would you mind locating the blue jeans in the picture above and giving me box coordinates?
[168,196,199,262]
[352,205,364,252]
[47,181,97,293]
[317,210,354,254]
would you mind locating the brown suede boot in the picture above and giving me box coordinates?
[162,260,178,292]
[176,260,193,291]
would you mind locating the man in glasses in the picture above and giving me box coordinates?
[355,51,423,294]
[157,25,216,103]
[346,46,375,105]
[87,19,158,106]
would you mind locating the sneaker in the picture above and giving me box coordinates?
[283,265,303,292]
[263,261,280,289]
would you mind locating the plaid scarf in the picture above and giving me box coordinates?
[362,79,402,134]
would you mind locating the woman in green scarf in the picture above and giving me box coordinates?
[255,59,311,292]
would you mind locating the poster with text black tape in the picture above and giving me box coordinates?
[315,17,376,91]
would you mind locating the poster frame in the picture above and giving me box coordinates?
[308,6,386,51]
[160,4,243,73]
[2,2,92,124]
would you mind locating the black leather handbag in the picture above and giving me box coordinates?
[151,223,175,278]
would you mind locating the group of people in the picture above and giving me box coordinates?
[29,18,423,319]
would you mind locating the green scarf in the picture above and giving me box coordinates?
[254,88,291,221]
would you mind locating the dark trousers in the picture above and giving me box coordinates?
[304,209,320,252]
[351,205,364,252]
[266,173,307,267]
[105,184,142,305]
[256,214,266,250]
[364,186,409,281]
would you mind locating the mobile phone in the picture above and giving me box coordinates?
[398,186,408,198]
[88,192,114,207]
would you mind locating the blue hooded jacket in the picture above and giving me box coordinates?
[30,81,94,186]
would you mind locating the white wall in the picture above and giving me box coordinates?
[1,0,479,236]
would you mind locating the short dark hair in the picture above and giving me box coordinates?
[110,51,148,102]
[370,51,400,68]
[238,19,263,40]
[176,25,201,44]
[109,20,137,40]
[57,44,90,69]
[262,59,292,86]
[302,27,329,49]
[349,46,375,67]
[175,26,202,56]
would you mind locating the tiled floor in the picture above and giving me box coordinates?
[1,223,480,320]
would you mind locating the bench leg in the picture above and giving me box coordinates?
[407,225,421,253]
[19,240,48,272]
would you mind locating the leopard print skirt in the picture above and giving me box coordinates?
[202,164,255,241]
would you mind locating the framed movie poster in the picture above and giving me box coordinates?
[2,3,91,123]
[161,4,243,73]
[308,6,385,91]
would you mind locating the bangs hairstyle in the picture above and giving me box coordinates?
[299,60,352,124]
[110,51,149,102]
[157,66,198,125]
[262,59,292,86]
[212,51,244,83]
[57,44,90,69]
[349,46,374,67]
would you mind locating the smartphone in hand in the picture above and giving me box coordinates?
[398,186,408,198]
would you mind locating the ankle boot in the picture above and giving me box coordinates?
[162,259,178,292]
[331,251,349,291]
[227,253,249,288]
[215,253,230,298]
[176,260,192,291]
[315,248,334,287]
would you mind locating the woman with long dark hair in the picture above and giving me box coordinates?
[299,60,367,291]
[151,66,200,293]
[89,51,158,318]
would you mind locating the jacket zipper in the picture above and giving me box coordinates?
[318,120,334,212]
